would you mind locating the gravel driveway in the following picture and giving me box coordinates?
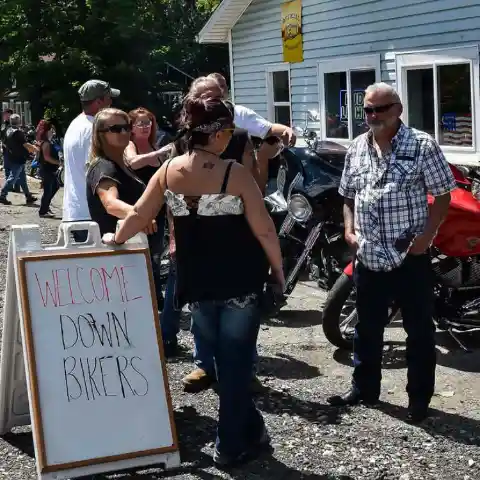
[0,176,479,479]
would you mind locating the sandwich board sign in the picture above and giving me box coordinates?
[0,221,180,479]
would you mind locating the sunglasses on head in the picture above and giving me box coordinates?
[99,123,132,134]
[363,103,398,114]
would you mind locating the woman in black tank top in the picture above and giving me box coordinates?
[104,95,284,467]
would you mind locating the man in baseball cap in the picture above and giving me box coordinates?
[77,79,120,103]
[61,79,120,238]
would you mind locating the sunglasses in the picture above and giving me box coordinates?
[363,103,398,114]
[222,128,235,134]
[99,123,132,134]
[134,121,152,128]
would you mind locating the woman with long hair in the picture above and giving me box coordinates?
[124,107,171,185]
[36,119,61,217]
[103,96,284,466]
[85,108,165,307]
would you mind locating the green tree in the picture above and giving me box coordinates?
[0,0,227,131]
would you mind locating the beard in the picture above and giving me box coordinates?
[367,117,397,133]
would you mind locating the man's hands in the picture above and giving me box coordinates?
[280,127,297,147]
[257,140,283,163]
[409,233,433,255]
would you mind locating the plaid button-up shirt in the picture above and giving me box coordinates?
[339,123,456,271]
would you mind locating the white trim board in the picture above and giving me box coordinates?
[395,44,479,155]
[317,54,381,141]
[265,63,292,125]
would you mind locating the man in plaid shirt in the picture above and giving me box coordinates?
[327,83,456,423]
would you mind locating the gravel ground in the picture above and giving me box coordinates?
[0,175,480,479]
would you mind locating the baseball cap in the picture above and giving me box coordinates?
[78,80,120,102]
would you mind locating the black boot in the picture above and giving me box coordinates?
[407,400,430,424]
[327,388,379,407]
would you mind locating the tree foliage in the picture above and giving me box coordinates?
[0,0,227,130]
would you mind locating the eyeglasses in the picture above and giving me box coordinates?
[363,103,398,114]
[134,121,152,128]
[98,123,132,134]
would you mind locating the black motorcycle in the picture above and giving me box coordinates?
[262,135,352,315]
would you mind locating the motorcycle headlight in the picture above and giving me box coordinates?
[288,194,312,222]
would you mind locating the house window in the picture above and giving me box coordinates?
[396,46,479,150]
[319,55,381,141]
[266,66,291,126]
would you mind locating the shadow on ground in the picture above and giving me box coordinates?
[0,405,347,480]
[257,386,341,426]
[265,309,323,328]
[378,401,480,447]
[258,353,322,380]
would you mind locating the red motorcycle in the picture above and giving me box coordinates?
[322,164,480,351]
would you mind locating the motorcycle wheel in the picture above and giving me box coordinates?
[322,273,356,349]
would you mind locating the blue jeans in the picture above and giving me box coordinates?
[161,261,181,344]
[0,162,30,198]
[3,151,11,179]
[148,217,166,312]
[193,319,259,376]
[39,170,59,214]
[190,298,264,456]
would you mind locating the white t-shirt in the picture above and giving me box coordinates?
[234,104,272,139]
[62,113,94,221]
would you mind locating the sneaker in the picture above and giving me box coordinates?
[182,368,215,393]
[0,197,11,205]
[39,212,55,218]
[25,196,37,205]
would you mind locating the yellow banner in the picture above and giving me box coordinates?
[281,0,303,63]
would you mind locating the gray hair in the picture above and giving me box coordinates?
[365,82,401,103]
[9,114,21,126]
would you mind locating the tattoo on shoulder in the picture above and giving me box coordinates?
[203,161,215,170]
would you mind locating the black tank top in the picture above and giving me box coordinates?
[131,142,158,185]
[220,128,248,164]
[164,160,269,306]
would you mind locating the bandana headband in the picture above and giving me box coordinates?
[192,117,233,134]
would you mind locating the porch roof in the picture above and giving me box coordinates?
[197,0,252,43]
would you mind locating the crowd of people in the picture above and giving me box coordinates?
[54,75,293,466]
[0,110,64,216]
[0,72,455,467]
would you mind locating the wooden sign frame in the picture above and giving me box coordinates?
[16,248,178,474]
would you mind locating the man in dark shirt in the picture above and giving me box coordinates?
[0,114,38,205]
[0,108,19,192]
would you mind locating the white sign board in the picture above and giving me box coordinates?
[0,222,180,479]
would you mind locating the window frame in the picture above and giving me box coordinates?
[265,63,292,126]
[318,54,381,144]
[395,45,479,153]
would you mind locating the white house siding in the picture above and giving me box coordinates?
[231,0,480,129]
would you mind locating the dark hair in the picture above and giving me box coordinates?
[36,119,53,142]
[178,95,233,152]
[3,108,13,114]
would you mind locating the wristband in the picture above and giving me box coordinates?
[113,234,124,245]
